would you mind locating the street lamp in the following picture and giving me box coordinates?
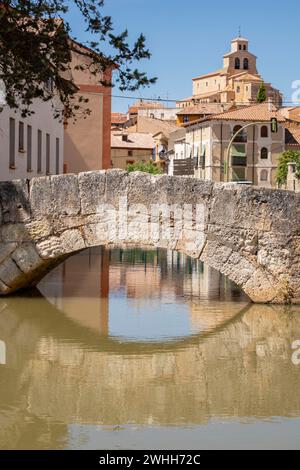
[224,120,277,183]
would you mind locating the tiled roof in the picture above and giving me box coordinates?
[177,103,231,115]
[181,103,287,128]
[192,69,224,81]
[111,132,155,149]
[111,113,127,124]
[210,102,286,122]
[285,127,300,147]
[231,73,263,82]
[183,103,286,126]
[177,90,220,102]
[136,115,178,138]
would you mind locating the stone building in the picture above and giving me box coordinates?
[177,37,282,109]
[111,131,154,169]
[183,102,286,188]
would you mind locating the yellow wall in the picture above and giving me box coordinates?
[111,148,153,170]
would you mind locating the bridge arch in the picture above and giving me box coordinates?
[0,170,299,303]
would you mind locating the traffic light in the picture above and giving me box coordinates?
[271,117,278,133]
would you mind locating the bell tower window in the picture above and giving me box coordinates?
[235,58,240,70]
[243,58,249,70]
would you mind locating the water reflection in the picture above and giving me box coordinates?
[0,247,299,449]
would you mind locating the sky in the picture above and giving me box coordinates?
[66,0,300,113]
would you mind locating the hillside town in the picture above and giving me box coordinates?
[1,36,300,192]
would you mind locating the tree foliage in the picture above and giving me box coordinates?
[256,82,267,103]
[276,150,300,185]
[126,160,162,175]
[0,1,156,119]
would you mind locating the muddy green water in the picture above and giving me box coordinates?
[0,247,300,449]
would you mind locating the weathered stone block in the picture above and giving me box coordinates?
[36,229,85,259]
[12,244,43,273]
[0,257,24,288]
[50,174,81,216]
[105,169,129,206]
[29,176,52,220]
[0,180,30,223]
[0,242,17,264]
[78,170,106,215]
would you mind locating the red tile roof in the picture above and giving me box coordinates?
[182,102,286,126]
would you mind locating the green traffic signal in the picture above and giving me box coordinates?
[271,118,278,133]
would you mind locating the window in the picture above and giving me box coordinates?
[236,86,241,93]
[18,121,24,151]
[46,133,50,174]
[233,125,247,142]
[56,138,60,174]
[243,45,247,50]
[243,58,249,70]
[150,113,154,119]
[206,82,208,87]
[235,58,240,69]
[260,147,268,159]
[239,45,242,50]
[232,167,246,182]
[37,130,42,173]
[126,160,134,165]
[27,125,32,171]
[260,169,268,181]
[160,113,164,119]
[9,118,15,168]
[261,125,268,138]
[183,116,189,123]
[128,150,133,157]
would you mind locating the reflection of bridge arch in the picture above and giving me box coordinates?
[1,294,300,448]
[0,170,299,303]
[0,291,250,354]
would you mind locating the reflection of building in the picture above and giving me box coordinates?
[177,37,282,108]
[39,246,248,337]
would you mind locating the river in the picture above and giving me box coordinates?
[0,247,300,449]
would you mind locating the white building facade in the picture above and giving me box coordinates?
[138,107,178,121]
[0,84,64,181]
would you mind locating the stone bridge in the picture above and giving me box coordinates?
[0,169,299,303]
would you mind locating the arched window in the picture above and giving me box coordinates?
[233,125,247,142]
[260,147,268,159]
[260,169,268,181]
[243,58,249,70]
[235,58,240,70]
[236,86,241,93]
[261,126,268,138]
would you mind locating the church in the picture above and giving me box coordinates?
[177,37,282,108]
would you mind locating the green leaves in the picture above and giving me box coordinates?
[276,151,300,185]
[0,1,156,120]
[126,161,163,175]
[257,82,267,103]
